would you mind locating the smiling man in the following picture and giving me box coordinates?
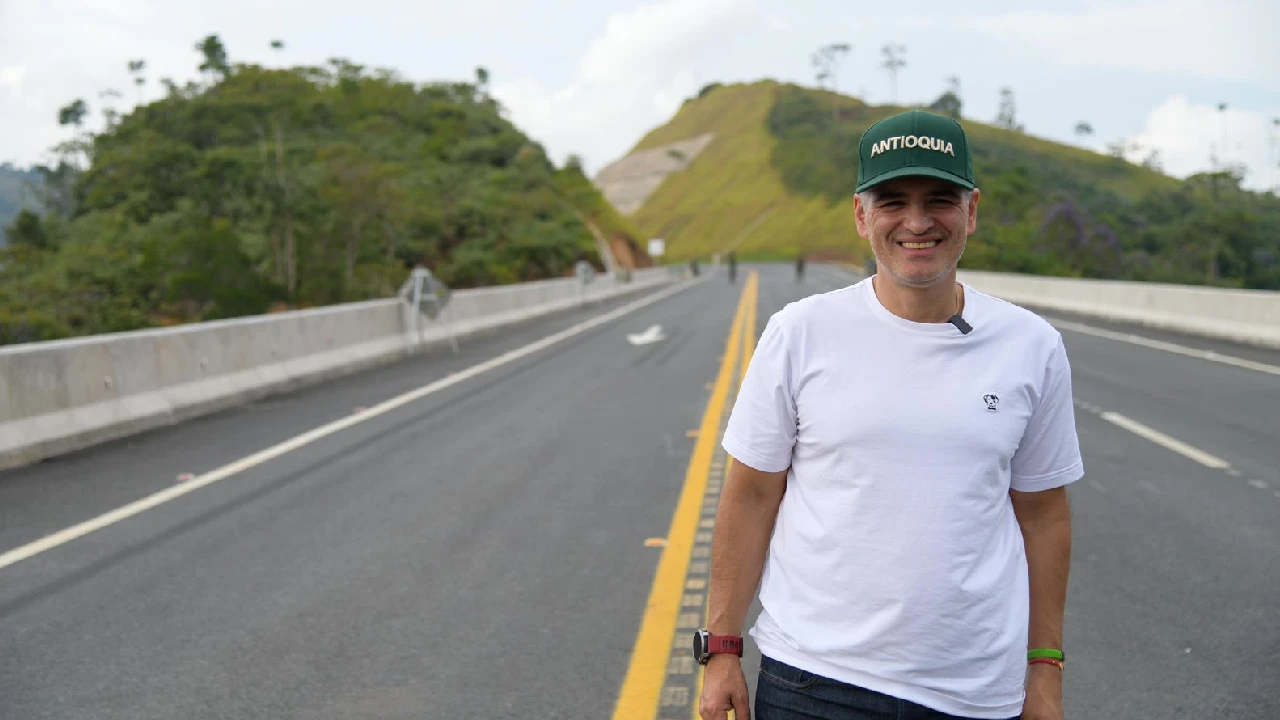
[698,110,1085,720]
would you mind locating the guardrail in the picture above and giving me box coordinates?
[955,270,1280,350]
[0,267,682,470]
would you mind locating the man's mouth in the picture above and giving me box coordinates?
[896,238,942,250]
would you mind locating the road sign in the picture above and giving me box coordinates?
[648,238,665,258]
[398,267,458,353]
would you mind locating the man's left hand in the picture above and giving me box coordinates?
[1021,664,1063,720]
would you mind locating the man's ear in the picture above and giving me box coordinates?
[966,188,981,235]
[854,194,870,238]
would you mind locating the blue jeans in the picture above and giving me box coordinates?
[755,656,1019,720]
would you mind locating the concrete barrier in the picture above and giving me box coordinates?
[0,268,681,470]
[956,270,1280,349]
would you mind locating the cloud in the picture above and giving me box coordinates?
[491,0,758,176]
[963,0,1278,92]
[0,66,26,95]
[1123,95,1280,192]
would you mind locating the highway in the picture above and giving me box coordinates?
[1,263,1277,719]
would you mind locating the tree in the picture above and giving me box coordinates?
[128,59,146,105]
[251,113,300,297]
[57,98,88,128]
[4,210,50,250]
[1074,122,1093,140]
[880,44,906,105]
[928,77,961,119]
[55,99,93,171]
[195,34,230,84]
[996,87,1021,131]
[98,88,123,130]
[810,43,851,92]
[316,143,403,293]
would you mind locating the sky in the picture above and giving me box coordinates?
[1,0,1278,193]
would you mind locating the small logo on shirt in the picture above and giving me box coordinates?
[982,393,1000,412]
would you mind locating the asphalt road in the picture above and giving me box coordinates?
[2,263,1277,719]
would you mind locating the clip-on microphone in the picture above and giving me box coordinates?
[947,314,973,335]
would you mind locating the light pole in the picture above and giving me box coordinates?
[1271,117,1279,196]
[1207,102,1227,284]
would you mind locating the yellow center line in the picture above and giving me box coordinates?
[611,271,759,720]
[689,273,758,719]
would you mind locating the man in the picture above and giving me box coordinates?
[696,109,1083,720]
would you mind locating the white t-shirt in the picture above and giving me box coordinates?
[721,277,1084,719]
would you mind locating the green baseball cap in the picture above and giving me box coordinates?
[855,110,975,193]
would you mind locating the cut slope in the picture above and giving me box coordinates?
[594,133,714,216]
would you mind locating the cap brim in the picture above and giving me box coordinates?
[856,165,975,194]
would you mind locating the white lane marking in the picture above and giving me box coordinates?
[1047,318,1280,377]
[1087,479,1107,493]
[1138,479,1163,495]
[626,324,665,345]
[1248,479,1270,490]
[0,279,696,573]
[1099,412,1232,469]
[1226,468,1244,478]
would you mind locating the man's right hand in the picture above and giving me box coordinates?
[699,655,751,720]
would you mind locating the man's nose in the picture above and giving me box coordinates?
[902,202,934,234]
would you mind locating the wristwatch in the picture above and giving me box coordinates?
[693,628,744,664]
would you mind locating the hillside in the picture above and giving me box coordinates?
[0,45,647,345]
[610,80,1280,290]
[0,163,42,245]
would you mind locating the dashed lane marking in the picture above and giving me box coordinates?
[1075,399,1277,500]
[1098,411,1232,469]
[1049,318,1280,377]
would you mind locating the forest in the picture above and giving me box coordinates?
[0,36,638,345]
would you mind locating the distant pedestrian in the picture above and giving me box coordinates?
[795,254,805,282]
[727,252,737,284]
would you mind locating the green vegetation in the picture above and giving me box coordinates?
[0,163,42,244]
[1,37,640,345]
[629,81,1280,290]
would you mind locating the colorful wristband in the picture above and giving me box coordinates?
[1028,658,1064,670]
[1027,648,1065,661]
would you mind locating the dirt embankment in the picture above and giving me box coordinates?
[591,133,715,216]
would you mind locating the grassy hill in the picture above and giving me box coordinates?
[622,81,1280,289]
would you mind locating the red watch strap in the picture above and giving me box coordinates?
[707,635,743,657]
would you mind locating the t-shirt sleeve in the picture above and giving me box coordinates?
[1010,333,1085,492]
[721,312,798,473]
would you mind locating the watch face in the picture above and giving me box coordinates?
[692,630,707,663]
